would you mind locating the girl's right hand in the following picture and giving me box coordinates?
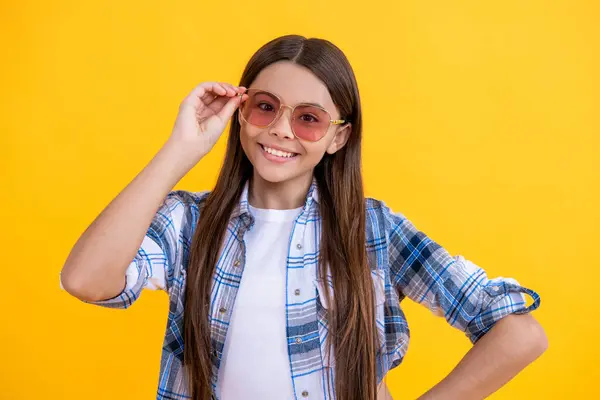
[167,82,248,162]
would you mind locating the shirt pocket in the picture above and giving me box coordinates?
[314,269,387,368]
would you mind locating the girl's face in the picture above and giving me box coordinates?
[239,61,351,185]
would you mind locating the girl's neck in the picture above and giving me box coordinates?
[248,170,313,210]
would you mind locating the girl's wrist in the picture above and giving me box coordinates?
[151,141,203,186]
[159,140,205,174]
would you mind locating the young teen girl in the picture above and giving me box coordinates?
[61,35,546,400]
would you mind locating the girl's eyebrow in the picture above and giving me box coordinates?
[299,101,327,109]
[253,88,326,109]
[253,89,278,98]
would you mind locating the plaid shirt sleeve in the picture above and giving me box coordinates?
[84,190,194,309]
[383,204,541,343]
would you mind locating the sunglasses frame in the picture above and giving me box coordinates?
[238,88,348,142]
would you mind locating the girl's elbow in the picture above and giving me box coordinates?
[499,313,548,361]
[520,314,548,361]
[530,320,549,357]
[60,266,109,303]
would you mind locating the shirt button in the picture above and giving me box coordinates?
[233,260,240,267]
[295,337,302,344]
[302,390,309,397]
[219,307,227,313]
[492,285,501,292]
[294,289,301,296]
[296,243,302,250]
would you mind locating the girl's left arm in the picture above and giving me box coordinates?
[380,203,547,398]
[418,313,547,400]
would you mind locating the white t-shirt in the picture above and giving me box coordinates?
[216,204,305,400]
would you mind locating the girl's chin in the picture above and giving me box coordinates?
[252,162,311,185]
[253,167,294,184]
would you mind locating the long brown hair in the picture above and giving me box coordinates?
[184,35,378,400]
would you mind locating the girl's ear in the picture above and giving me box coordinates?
[326,123,352,155]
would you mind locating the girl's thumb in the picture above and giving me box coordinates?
[217,95,243,123]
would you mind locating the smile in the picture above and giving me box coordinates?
[260,144,299,160]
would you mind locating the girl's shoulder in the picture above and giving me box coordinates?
[165,190,211,210]
[365,196,385,210]
[364,196,405,218]
[364,196,413,237]
[154,190,212,231]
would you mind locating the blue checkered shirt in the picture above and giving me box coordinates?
[88,180,540,399]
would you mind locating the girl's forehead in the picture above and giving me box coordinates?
[250,61,336,110]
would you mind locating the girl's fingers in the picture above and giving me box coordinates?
[213,83,228,96]
[186,83,218,106]
[202,82,244,98]
[216,94,243,122]
[222,82,246,96]
[216,83,233,96]
[200,91,216,104]
[186,82,244,111]
[184,84,207,105]
[220,82,239,96]
[190,82,242,98]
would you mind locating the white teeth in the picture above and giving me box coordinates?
[262,145,295,158]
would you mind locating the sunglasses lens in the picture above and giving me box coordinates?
[292,105,331,141]
[240,90,280,127]
[240,90,333,142]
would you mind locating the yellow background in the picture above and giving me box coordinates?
[2,0,598,398]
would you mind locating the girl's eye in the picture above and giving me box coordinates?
[258,102,275,112]
[299,114,318,123]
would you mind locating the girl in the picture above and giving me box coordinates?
[61,35,546,400]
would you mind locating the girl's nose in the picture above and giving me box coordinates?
[268,106,295,140]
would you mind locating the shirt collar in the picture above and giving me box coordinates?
[231,176,320,221]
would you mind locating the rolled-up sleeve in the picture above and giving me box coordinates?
[64,190,195,309]
[383,205,541,343]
